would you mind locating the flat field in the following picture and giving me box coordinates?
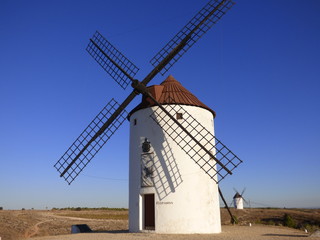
[0,208,319,240]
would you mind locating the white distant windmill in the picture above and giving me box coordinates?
[233,188,248,210]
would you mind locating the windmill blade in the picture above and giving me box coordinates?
[150,0,235,75]
[86,31,139,90]
[54,98,128,184]
[218,187,237,224]
[233,187,239,193]
[149,98,242,183]
[241,187,246,196]
[55,0,236,185]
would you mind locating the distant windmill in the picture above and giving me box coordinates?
[54,0,243,234]
[233,188,248,210]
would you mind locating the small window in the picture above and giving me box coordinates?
[134,119,137,125]
[176,113,183,120]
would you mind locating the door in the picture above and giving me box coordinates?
[144,194,155,230]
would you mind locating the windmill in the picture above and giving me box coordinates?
[233,188,248,210]
[54,0,243,233]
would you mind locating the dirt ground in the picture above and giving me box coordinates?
[32,225,317,240]
[0,208,319,240]
[0,209,127,240]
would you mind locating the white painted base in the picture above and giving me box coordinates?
[129,105,221,234]
[234,197,244,210]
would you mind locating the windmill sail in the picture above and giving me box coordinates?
[150,101,242,182]
[54,98,127,184]
[87,31,139,89]
[55,0,236,184]
[150,0,235,75]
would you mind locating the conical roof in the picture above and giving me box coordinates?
[233,193,242,199]
[129,75,216,118]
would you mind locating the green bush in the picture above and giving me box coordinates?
[303,224,320,233]
[283,214,297,228]
[231,215,238,224]
[266,220,276,225]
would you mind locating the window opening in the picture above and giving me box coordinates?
[176,112,183,120]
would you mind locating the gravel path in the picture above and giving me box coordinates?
[32,225,317,240]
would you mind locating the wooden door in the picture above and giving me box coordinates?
[144,194,155,230]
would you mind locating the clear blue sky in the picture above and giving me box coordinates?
[1,0,319,210]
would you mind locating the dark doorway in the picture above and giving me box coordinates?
[144,194,155,230]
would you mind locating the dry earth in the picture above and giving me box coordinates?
[32,225,318,240]
[0,209,127,240]
[0,208,319,240]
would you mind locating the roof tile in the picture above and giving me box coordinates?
[129,75,216,117]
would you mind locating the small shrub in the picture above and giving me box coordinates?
[255,220,262,224]
[231,215,238,224]
[0,207,3,210]
[266,220,276,225]
[303,224,320,233]
[283,214,297,228]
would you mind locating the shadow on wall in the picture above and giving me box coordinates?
[153,136,183,200]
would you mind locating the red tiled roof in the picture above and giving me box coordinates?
[129,75,216,118]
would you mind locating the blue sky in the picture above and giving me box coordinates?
[0,0,319,210]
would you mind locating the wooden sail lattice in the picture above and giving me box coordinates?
[54,98,127,184]
[54,0,238,184]
[86,31,139,89]
[150,0,235,75]
[150,102,242,182]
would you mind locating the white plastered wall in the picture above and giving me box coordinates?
[234,197,244,209]
[129,105,221,233]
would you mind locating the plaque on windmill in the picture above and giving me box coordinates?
[141,153,154,187]
[142,138,151,153]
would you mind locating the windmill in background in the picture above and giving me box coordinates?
[233,188,249,210]
[54,0,243,233]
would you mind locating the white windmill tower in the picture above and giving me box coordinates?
[129,75,224,233]
[54,0,242,235]
[233,188,246,210]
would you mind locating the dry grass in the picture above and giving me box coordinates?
[221,208,320,232]
[53,209,128,220]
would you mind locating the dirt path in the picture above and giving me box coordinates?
[20,211,127,239]
[24,220,53,239]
